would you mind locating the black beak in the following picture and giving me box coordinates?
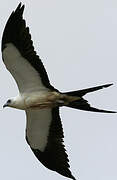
[3,104,8,108]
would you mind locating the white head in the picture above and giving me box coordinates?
[3,96,26,110]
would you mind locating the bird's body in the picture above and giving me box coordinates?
[4,90,60,110]
[1,3,116,180]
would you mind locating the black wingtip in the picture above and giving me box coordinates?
[20,5,25,15]
[15,2,25,14]
[16,2,22,9]
[15,2,22,12]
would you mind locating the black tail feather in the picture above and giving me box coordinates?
[64,83,113,97]
[66,99,116,113]
[62,83,116,113]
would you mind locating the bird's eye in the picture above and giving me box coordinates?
[7,99,11,103]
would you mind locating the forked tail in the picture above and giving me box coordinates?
[62,83,116,113]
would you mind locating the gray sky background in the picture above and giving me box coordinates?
[0,0,117,180]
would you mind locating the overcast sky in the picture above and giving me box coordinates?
[0,0,117,180]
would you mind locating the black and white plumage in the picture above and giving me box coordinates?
[1,3,116,180]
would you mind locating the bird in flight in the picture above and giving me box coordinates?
[2,3,116,180]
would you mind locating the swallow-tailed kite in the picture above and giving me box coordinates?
[1,3,116,180]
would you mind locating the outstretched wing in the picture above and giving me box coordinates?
[26,107,76,180]
[2,3,55,93]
